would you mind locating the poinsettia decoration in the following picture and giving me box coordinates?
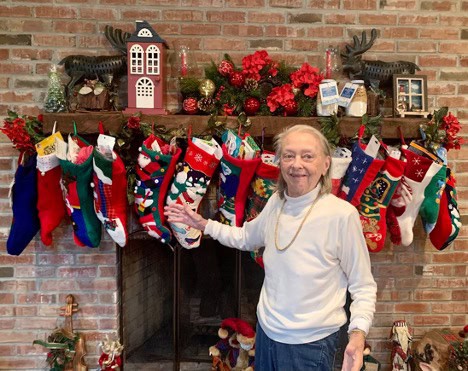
[199,50,323,117]
[420,107,464,153]
[0,111,44,153]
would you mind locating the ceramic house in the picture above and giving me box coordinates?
[124,20,168,114]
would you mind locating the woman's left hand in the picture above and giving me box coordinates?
[341,331,365,371]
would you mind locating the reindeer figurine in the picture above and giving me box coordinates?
[341,28,420,87]
[59,25,130,97]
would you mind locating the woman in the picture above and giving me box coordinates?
[165,125,377,371]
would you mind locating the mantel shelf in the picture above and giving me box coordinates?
[42,112,425,139]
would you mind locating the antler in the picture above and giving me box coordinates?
[104,25,131,55]
[341,28,377,60]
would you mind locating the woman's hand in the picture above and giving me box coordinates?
[341,331,365,371]
[164,203,208,231]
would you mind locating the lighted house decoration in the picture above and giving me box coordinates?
[124,20,168,115]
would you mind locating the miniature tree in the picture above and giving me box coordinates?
[44,65,67,113]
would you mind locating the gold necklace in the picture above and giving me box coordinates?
[275,195,321,251]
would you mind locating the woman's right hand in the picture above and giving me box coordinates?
[164,203,208,231]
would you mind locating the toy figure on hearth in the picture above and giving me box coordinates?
[390,320,413,371]
[124,20,169,115]
[209,318,256,371]
[98,336,123,371]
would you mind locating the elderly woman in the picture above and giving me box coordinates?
[164,124,377,371]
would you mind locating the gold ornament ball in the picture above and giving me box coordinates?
[199,79,216,98]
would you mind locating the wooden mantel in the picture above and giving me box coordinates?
[42,112,426,139]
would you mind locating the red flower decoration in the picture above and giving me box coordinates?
[242,50,278,82]
[441,112,464,151]
[290,63,323,98]
[127,115,141,130]
[0,116,35,153]
[266,84,296,113]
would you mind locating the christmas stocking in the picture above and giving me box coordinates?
[36,152,67,246]
[430,169,461,250]
[419,164,446,234]
[166,137,222,249]
[7,153,40,256]
[338,130,385,206]
[330,147,352,196]
[93,148,128,247]
[134,134,181,243]
[393,149,443,246]
[218,143,261,227]
[358,155,406,252]
[59,136,101,248]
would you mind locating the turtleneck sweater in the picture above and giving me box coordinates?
[205,186,377,344]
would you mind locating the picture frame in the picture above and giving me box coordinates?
[392,74,429,118]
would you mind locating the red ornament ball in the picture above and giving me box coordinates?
[183,97,199,115]
[218,60,234,77]
[229,72,245,88]
[283,100,298,116]
[244,97,260,116]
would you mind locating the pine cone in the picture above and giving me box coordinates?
[197,97,215,112]
[244,78,258,92]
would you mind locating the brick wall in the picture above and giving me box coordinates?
[0,1,467,370]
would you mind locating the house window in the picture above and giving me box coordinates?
[130,45,144,74]
[137,28,152,38]
[146,45,160,75]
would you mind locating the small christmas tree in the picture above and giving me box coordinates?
[44,65,67,113]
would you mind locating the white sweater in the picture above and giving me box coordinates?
[205,186,377,344]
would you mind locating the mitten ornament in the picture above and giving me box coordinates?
[392,149,443,246]
[430,168,461,250]
[93,147,128,247]
[133,134,181,243]
[358,154,406,252]
[338,132,385,206]
[218,142,261,227]
[7,153,40,255]
[166,137,222,249]
[419,165,446,233]
[59,135,101,248]
[330,147,352,196]
[35,131,67,246]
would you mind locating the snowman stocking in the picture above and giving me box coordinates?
[36,152,66,246]
[331,148,352,196]
[358,155,406,252]
[430,169,461,250]
[218,144,261,227]
[93,148,128,247]
[59,136,101,248]
[134,134,181,243]
[166,137,222,249]
[393,149,443,246]
[419,165,446,233]
[338,131,385,206]
[7,153,40,256]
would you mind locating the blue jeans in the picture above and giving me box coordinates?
[255,323,339,371]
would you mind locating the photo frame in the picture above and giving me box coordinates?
[392,74,429,118]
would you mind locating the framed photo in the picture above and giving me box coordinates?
[392,74,429,117]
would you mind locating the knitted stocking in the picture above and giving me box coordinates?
[218,144,261,227]
[393,149,443,246]
[331,156,352,196]
[358,155,406,252]
[430,169,461,250]
[60,141,101,248]
[338,138,384,206]
[7,153,40,256]
[36,153,66,246]
[166,137,222,249]
[93,148,128,247]
[245,151,279,222]
[133,134,181,243]
[419,165,446,233]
